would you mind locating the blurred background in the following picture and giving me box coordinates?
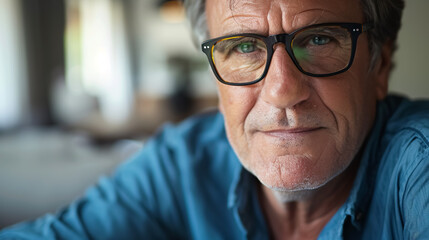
[0,0,428,229]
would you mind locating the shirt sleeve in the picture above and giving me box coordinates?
[401,136,429,240]
[0,126,188,240]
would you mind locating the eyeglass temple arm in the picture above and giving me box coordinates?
[362,23,373,32]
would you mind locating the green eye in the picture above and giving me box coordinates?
[236,43,255,53]
[310,36,331,45]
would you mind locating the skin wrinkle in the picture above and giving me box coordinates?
[227,1,266,36]
[322,98,355,160]
[290,8,326,30]
[270,140,349,201]
[223,2,340,37]
[242,68,355,193]
[317,90,340,137]
[244,102,326,135]
[267,1,280,35]
[247,100,324,192]
[247,97,338,193]
[274,139,352,203]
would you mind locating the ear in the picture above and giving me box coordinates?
[373,41,393,100]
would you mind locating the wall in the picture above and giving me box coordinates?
[389,0,429,99]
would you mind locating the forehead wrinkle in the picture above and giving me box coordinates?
[218,0,270,35]
[214,0,362,37]
[221,14,267,35]
[288,8,338,31]
[230,0,265,11]
[224,0,268,19]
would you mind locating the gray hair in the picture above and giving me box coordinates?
[183,0,208,46]
[184,0,405,68]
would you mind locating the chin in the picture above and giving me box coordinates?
[249,155,350,193]
[258,174,330,192]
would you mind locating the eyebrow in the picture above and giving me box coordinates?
[219,31,266,38]
[219,20,351,39]
[218,25,271,38]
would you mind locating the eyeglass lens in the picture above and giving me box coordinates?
[212,25,353,84]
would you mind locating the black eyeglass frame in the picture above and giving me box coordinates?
[201,22,372,86]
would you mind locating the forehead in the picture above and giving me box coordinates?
[206,0,363,37]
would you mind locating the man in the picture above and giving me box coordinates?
[1,0,428,239]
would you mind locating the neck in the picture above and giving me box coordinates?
[258,158,360,240]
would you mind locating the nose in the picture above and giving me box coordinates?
[260,45,311,109]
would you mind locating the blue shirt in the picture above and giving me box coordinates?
[1,95,429,239]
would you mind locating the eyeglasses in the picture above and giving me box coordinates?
[201,22,372,86]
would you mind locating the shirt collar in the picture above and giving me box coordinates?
[227,162,269,239]
[341,96,401,229]
[227,164,247,209]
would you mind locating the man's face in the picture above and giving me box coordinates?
[206,0,389,191]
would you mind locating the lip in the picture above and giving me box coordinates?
[261,127,323,137]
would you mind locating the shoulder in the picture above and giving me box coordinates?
[97,110,235,237]
[120,109,229,169]
[383,96,429,138]
[116,109,237,186]
[138,110,229,165]
[380,96,429,171]
[379,95,429,178]
[160,109,226,146]
[375,96,429,238]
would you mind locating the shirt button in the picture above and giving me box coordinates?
[356,212,364,221]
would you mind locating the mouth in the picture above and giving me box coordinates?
[261,127,324,138]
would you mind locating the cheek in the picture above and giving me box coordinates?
[218,83,258,127]
[217,83,259,151]
[317,37,377,131]
[313,67,377,153]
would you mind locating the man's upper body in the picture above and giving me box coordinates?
[198,0,408,238]
[0,95,428,240]
[2,0,429,239]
